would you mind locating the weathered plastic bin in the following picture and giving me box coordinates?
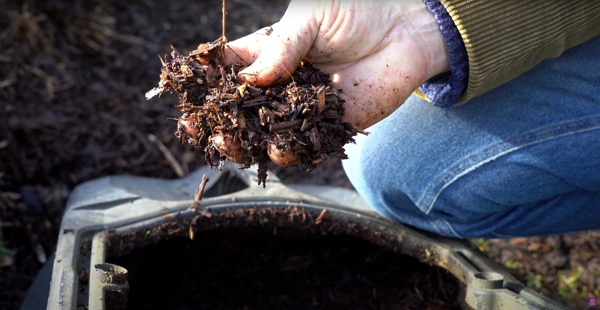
[40,162,569,310]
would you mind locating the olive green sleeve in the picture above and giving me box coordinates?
[440,1,600,104]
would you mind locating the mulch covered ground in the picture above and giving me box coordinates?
[0,0,598,309]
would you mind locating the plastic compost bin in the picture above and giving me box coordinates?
[41,162,570,310]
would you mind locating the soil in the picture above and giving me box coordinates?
[149,43,356,186]
[99,203,461,309]
[1,0,598,309]
[111,229,460,310]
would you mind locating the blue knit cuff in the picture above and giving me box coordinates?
[420,0,469,108]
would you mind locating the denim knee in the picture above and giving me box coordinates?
[342,131,467,239]
[343,123,600,239]
[343,91,600,238]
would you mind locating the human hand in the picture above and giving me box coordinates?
[224,0,450,130]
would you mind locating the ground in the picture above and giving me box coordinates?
[0,0,598,309]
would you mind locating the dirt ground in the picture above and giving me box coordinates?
[0,0,598,309]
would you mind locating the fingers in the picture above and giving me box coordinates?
[235,23,311,87]
[233,2,321,87]
[223,29,271,66]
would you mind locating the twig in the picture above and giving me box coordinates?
[189,225,195,241]
[219,0,228,65]
[0,79,15,89]
[195,174,210,203]
[315,209,327,225]
[33,243,47,264]
[280,64,296,83]
[222,0,227,43]
[356,129,369,136]
[270,120,302,132]
[148,134,186,177]
[190,174,210,211]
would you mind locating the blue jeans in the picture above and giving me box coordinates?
[343,36,600,238]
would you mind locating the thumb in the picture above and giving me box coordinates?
[238,1,321,87]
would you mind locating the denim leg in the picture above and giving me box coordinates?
[343,36,600,238]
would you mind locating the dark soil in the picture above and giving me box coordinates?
[149,39,356,186]
[110,228,460,310]
[0,0,598,309]
[99,202,461,309]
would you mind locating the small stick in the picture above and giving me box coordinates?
[356,129,369,136]
[189,174,211,239]
[280,64,295,83]
[241,101,268,108]
[222,0,227,43]
[191,174,210,211]
[148,134,186,177]
[315,209,327,225]
[269,120,302,132]
[216,0,228,65]
[189,225,195,241]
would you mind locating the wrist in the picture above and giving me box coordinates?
[404,1,451,80]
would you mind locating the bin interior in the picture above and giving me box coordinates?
[108,225,462,310]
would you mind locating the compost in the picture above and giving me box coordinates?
[102,205,462,309]
[147,40,357,186]
[110,228,461,310]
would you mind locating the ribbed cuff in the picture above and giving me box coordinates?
[419,0,468,108]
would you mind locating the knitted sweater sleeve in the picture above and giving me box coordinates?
[418,0,600,107]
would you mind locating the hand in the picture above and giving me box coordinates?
[224,0,450,130]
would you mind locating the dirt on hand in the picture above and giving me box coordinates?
[146,39,357,186]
